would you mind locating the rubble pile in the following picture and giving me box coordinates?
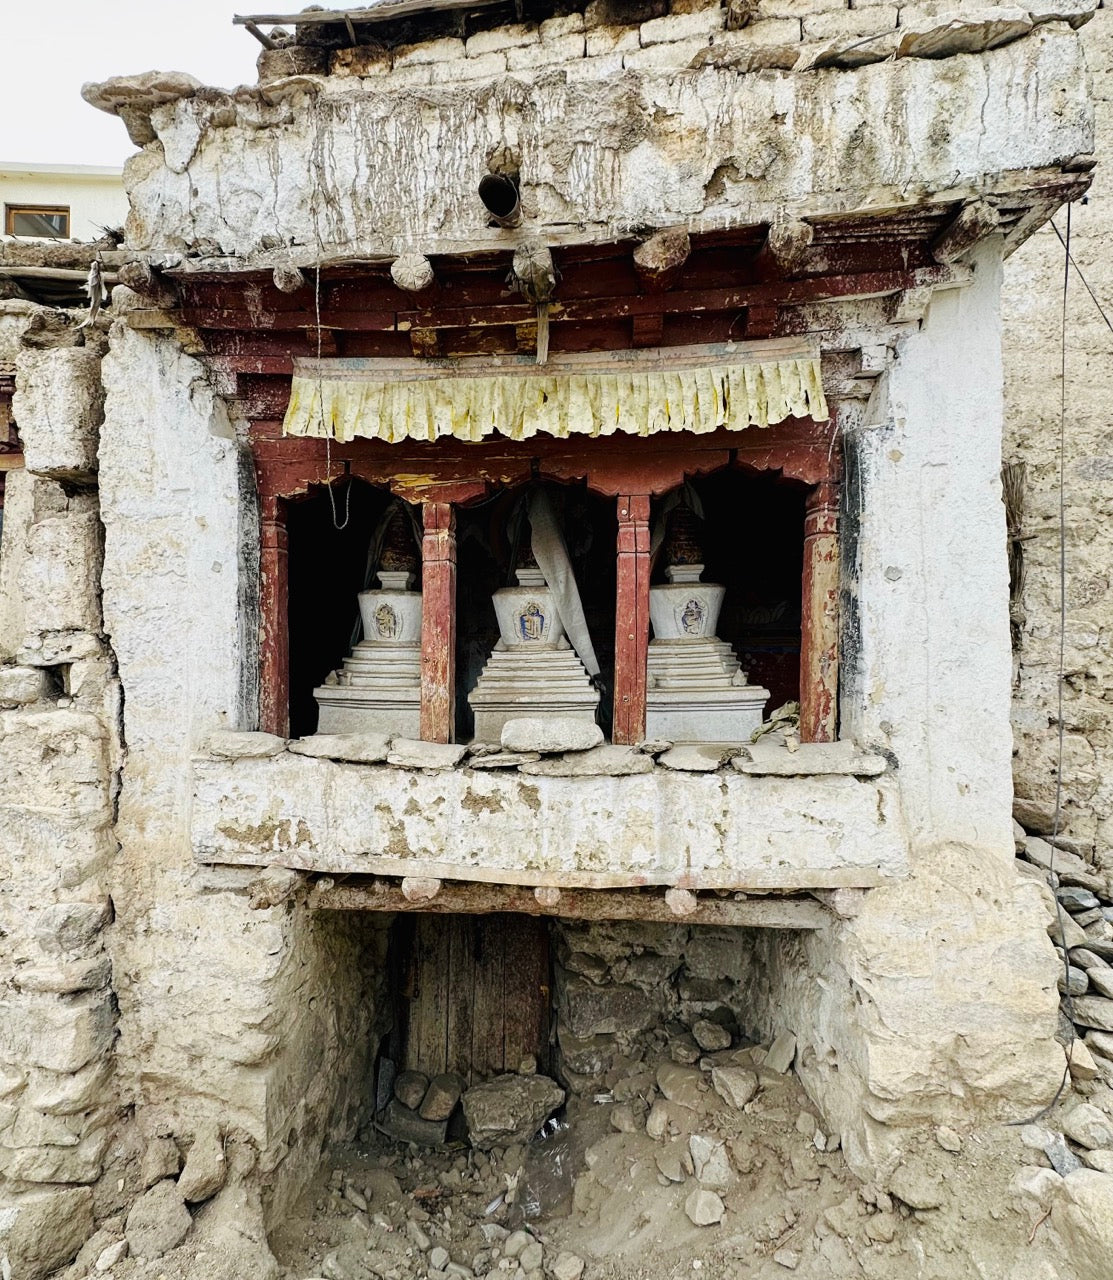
[1014,818,1113,1083]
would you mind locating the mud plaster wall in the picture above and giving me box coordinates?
[1002,10,1113,858]
[92,320,399,1224]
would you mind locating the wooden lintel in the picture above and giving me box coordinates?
[125,308,183,331]
[631,313,664,348]
[307,878,831,928]
[0,454,25,472]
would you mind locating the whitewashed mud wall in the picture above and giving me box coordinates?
[1002,10,1113,859]
[743,246,1064,1174]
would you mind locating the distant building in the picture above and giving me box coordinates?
[0,161,126,242]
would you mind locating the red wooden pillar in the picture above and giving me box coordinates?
[260,493,290,737]
[420,501,457,743]
[800,479,839,743]
[613,494,651,745]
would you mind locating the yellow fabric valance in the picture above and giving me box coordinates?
[282,345,828,445]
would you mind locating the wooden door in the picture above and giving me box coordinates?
[398,913,550,1083]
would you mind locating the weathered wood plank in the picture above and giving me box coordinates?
[420,502,457,743]
[309,879,836,926]
[800,477,840,743]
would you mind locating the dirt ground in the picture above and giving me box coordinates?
[265,1051,1066,1280]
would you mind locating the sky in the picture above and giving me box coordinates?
[0,1,264,167]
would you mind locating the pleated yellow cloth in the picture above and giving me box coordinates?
[283,351,828,444]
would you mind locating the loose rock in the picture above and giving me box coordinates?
[461,1074,565,1150]
[692,1019,731,1051]
[551,1252,585,1280]
[684,1188,725,1226]
[1051,1169,1113,1280]
[765,1032,797,1074]
[711,1065,758,1110]
[420,1073,466,1121]
[288,732,391,763]
[1062,1102,1113,1150]
[386,738,468,769]
[395,1070,430,1111]
[177,1121,226,1203]
[124,1179,192,1260]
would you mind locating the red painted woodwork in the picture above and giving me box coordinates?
[259,494,290,737]
[613,495,651,745]
[420,502,457,743]
[800,477,841,743]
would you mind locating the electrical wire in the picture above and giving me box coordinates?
[1049,218,1113,337]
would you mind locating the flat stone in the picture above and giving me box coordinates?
[684,1188,724,1226]
[1026,836,1090,879]
[1081,1150,1113,1174]
[430,1246,450,1269]
[732,740,887,776]
[898,12,1032,60]
[1073,949,1113,972]
[288,733,391,763]
[888,1163,945,1209]
[204,729,286,758]
[519,745,654,777]
[1061,887,1102,912]
[690,1134,733,1190]
[765,1031,797,1074]
[1086,1030,1113,1060]
[1079,940,1113,962]
[500,717,603,754]
[1063,1103,1113,1150]
[1061,965,1090,995]
[1072,997,1113,1033]
[387,739,467,769]
[380,1098,448,1146]
[395,1070,430,1111]
[177,1121,226,1203]
[1087,967,1113,999]
[711,1065,759,1110]
[656,1062,705,1111]
[466,751,541,769]
[692,1020,732,1051]
[96,1239,130,1271]
[669,1033,701,1064]
[461,1074,565,1150]
[658,745,732,772]
[1050,910,1090,950]
[125,1179,192,1260]
[1014,797,1058,834]
[420,1073,465,1121]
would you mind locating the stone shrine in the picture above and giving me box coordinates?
[314,509,422,735]
[468,547,599,741]
[646,506,769,743]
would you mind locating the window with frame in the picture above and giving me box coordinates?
[4,205,70,238]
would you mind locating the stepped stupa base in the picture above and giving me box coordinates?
[314,640,421,737]
[468,645,599,742]
[646,638,769,744]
